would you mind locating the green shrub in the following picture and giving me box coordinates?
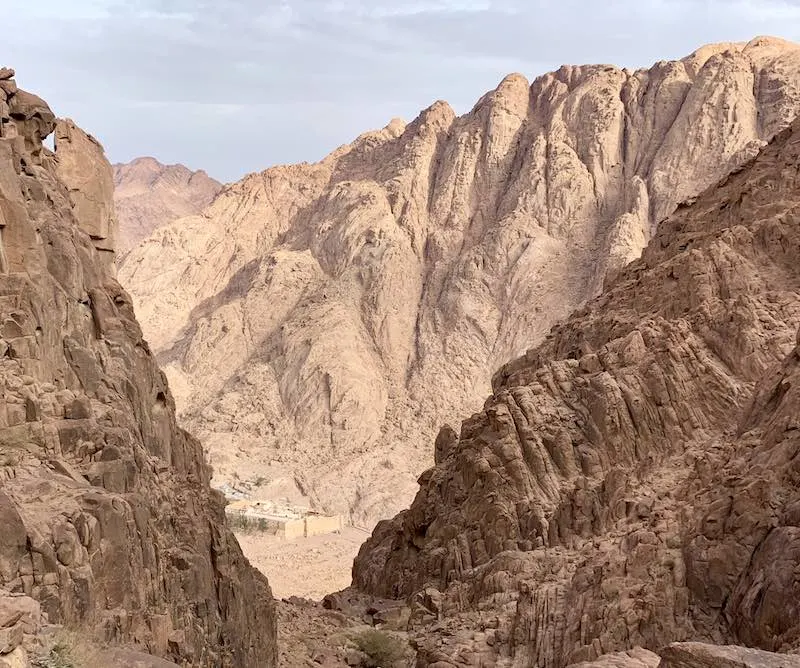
[351,628,406,666]
[34,631,100,668]
[35,638,77,668]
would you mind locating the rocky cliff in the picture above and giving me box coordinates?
[351,103,800,666]
[0,69,276,666]
[119,36,800,526]
[113,158,222,255]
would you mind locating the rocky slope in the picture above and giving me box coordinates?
[119,36,800,526]
[113,157,221,254]
[351,106,800,665]
[0,69,276,666]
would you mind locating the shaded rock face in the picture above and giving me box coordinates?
[113,158,222,255]
[0,69,276,666]
[119,37,800,526]
[352,114,800,663]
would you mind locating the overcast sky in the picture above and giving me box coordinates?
[6,0,800,182]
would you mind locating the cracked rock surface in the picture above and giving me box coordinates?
[119,37,800,527]
[0,68,277,667]
[352,102,800,666]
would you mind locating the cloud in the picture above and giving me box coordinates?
[4,0,800,180]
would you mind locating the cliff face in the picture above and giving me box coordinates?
[351,110,800,665]
[119,37,800,526]
[0,69,276,666]
[113,158,222,255]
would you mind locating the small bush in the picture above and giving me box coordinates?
[34,631,100,668]
[351,629,406,666]
[35,637,77,668]
[226,513,256,534]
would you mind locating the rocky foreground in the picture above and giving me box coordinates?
[119,36,800,527]
[0,69,277,666]
[349,99,800,665]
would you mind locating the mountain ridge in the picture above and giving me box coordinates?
[0,68,277,666]
[119,35,800,527]
[113,157,222,254]
[350,111,800,665]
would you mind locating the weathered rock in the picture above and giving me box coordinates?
[352,101,800,664]
[569,647,660,668]
[53,119,116,263]
[113,157,222,255]
[118,37,800,527]
[0,624,22,655]
[96,648,181,667]
[0,593,40,635]
[658,643,800,668]
[0,69,276,665]
[0,647,28,668]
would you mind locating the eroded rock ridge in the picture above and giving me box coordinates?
[352,107,800,666]
[0,68,277,666]
[113,158,222,255]
[119,37,800,526]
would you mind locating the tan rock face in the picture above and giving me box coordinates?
[569,643,800,668]
[351,113,800,665]
[119,37,800,527]
[113,157,222,255]
[658,644,800,668]
[0,70,276,666]
[54,119,116,262]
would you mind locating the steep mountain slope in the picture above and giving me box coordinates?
[352,109,800,666]
[0,70,276,666]
[113,157,221,254]
[120,37,800,526]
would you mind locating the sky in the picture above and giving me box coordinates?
[6,0,800,182]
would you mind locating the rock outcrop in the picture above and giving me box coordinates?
[657,643,800,668]
[351,106,800,664]
[113,157,221,255]
[570,643,800,668]
[118,37,800,526]
[0,69,276,666]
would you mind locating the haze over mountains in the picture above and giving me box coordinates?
[4,31,800,668]
[113,158,222,254]
[119,36,800,527]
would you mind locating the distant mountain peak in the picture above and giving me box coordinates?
[113,158,222,254]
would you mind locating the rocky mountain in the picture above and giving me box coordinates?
[0,69,276,666]
[113,157,221,254]
[119,36,800,527]
[351,106,800,665]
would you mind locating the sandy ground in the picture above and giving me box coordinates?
[236,527,371,600]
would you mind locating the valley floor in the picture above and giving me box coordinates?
[236,527,370,600]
